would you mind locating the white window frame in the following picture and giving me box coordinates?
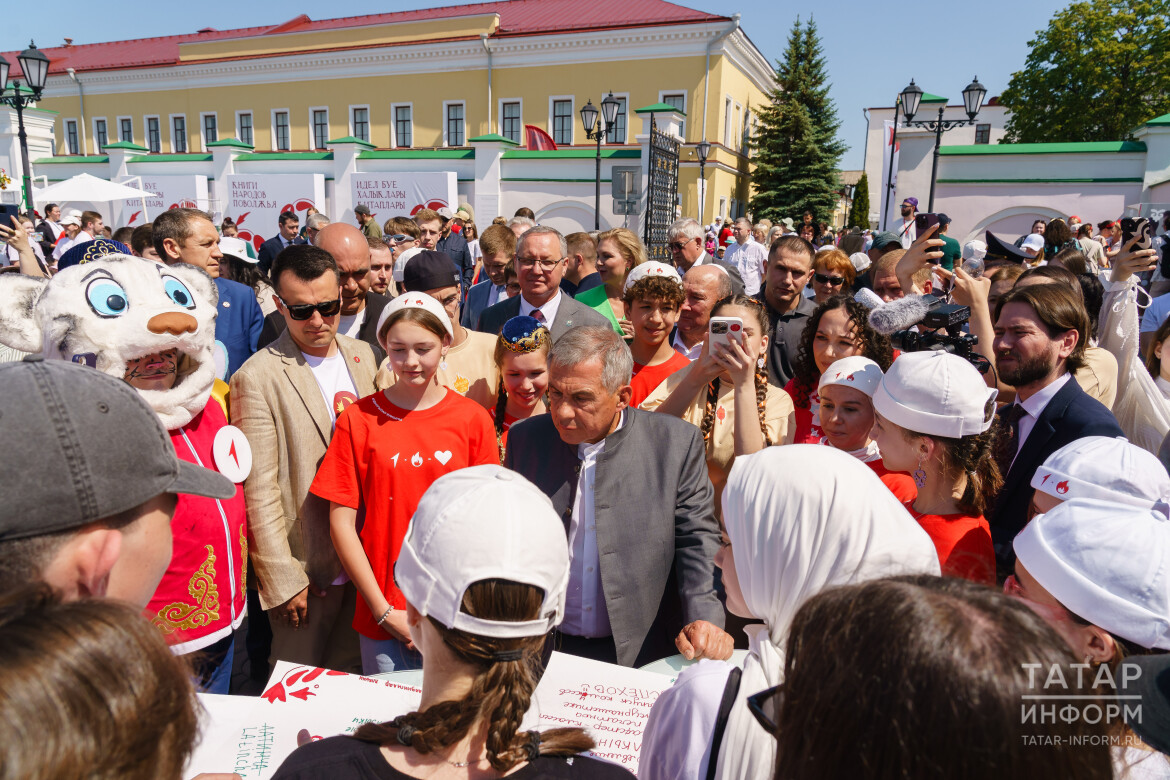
[391,102,413,148]
[498,98,523,144]
[718,196,728,223]
[235,110,254,147]
[117,115,134,144]
[145,115,162,153]
[659,90,687,139]
[199,111,218,150]
[733,102,742,154]
[63,118,80,155]
[92,117,108,153]
[271,108,291,152]
[169,113,188,154]
[442,100,466,147]
[548,95,575,146]
[603,91,631,145]
[308,106,330,151]
[348,104,371,143]
[723,96,732,145]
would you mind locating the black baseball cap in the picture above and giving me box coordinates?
[402,250,460,293]
[0,356,234,541]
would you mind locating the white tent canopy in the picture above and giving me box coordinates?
[32,173,157,203]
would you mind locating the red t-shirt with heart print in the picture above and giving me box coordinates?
[310,388,497,638]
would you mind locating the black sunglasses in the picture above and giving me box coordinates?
[747,684,782,736]
[814,272,845,286]
[280,298,341,320]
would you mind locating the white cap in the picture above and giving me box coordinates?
[1014,497,1170,650]
[1031,436,1170,509]
[376,291,454,352]
[60,215,81,227]
[818,356,884,398]
[872,351,998,437]
[218,236,255,263]
[623,261,682,293]
[962,240,987,261]
[395,465,570,639]
[1021,233,1045,252]
[815,243,834,253]
[393,246,422,282]
[849,252,871,273]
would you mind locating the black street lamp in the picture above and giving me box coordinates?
[696,139,710,224]
[899,76,986,211]
[0,41,51,214]
[580,91,621,230]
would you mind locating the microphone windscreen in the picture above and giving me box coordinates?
[868,295,932,335]
[854,288,884,310]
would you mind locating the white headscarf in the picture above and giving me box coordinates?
[715,445,940,779]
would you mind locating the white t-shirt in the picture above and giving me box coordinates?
[337,311,363,340]
[302,349,359,426]
[1141,292,1170,334]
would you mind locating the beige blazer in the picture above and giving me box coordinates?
[229,331,377,610]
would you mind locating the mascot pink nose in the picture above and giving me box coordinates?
[147,312,198,336]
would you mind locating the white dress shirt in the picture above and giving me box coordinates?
[519,289,562,326]
[672,329,703,361]
[1010,373,1072,465]
[723,238,767,296]
[560,410,626,637]
[487,282,506,308]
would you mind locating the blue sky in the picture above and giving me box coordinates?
[4,0,1067,169]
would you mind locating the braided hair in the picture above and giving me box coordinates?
[699,295,774,449]
[492,316,551,463]
[902,426,1003,516]
[791,294,894,409]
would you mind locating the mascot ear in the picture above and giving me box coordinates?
[0,273,49,353]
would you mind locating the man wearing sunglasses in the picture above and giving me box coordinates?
[666,218,745,296]
[230,244,377,675]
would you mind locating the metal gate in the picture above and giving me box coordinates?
[643,116,679,263]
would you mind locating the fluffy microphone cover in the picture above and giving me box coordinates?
[868,294,932,335]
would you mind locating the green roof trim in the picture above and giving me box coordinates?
[468,133,520,145]
[206,138,254,150]
[920,92,948,104]
[937,177,1143,184]
[33,155,109,164]
[236,151,334,161]
[503,148,641,159]
[127,153,212,163]
[327,135,375,149]
[102,141,149,152]
[1145,113,1170,127]
[939,141,1146,155]
[635,102,686,116]
[357,149,474,160]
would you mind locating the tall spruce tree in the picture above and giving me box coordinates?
[750,17,846,224]
[848,172,870,229]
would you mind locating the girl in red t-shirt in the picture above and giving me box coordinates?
[625,264,691,407]
[491,315,550,461]
[311,293,497,674]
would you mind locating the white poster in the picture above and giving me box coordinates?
[115,175,209,229]
[879,119,901,232]
[350,172,457,223]
[222,174,325,254]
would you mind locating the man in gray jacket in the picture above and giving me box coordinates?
[505,326,731,667]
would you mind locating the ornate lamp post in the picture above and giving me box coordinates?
[0,41,51,213]
[696,139,710,225]
[580,92,621,230]
[899,76,987,211]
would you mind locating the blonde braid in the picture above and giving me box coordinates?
[755,363,773,447]
[493,376,509,463]
[699,378,721,448]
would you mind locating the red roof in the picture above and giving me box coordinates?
[7,0,726,77]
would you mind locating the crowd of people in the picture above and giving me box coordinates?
[3,192,1170,780]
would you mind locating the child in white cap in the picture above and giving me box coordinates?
[276,465,635,779]
[623,262,690,407]
[818,356,917,503]
[872,351,1001,584]
[1028,436,1170,520]
[310,292,498,675]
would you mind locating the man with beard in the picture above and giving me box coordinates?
[987,283,1122,575]
[897,197,918,248]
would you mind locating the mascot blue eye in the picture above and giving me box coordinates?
[162,276,196,310]
[85,278,129,318]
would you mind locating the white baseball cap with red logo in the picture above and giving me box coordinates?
[1031,436,1170,510]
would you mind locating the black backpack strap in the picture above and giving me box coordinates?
[705,666,743,780]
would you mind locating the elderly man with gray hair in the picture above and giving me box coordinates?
[667,218,745,295]
[476,225,609,340]
[505,325,731,667]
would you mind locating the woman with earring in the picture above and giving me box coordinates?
[870,350,1000,585]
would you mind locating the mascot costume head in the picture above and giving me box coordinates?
[0,254,218,430]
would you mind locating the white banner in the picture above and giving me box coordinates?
[222,174,326,253]
[879,119,901,232]
[116,175,209,229]
[350,172,457,223]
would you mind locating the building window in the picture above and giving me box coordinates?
[741,109,752,153]
[352,107,369,142]
[312,109,329,150]
[552,99,573,145]
[605,97,627,144]
[119,117,133,144]
[203,114,217,146]
[147,117,161,153]
[274,111,290,151]
[662,92,685,138]
[975,123,991,144]
[446,103,464,147]
[394,105,412,148]
[64,120,79,155]
[172,116,187,153]
[238,112,253,146]
[94,119,108,152]
[723,97,732,145]
[502,101,521,144]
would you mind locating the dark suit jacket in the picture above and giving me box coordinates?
[437,231,474,292]
[989,377,1123,572]
[213,277,265,379]
[504,409,724,667]
[257,291,390,364]
[257,235,306,276]
[476,292,610,341]
[560,272,603,298]
[460,279,500,330]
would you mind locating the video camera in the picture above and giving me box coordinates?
[876,294,991,374]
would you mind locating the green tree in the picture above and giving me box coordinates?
[1001,0,1170,143]
[848,172,870,229]
[750,17,847,223]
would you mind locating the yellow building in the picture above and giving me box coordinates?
[12,0,773,223]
